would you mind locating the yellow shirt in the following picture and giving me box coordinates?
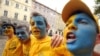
[23,39,31,56]
[2,35,23,56]
[53,42,73,56]
[29,36,54,56]
[29,35,73,56]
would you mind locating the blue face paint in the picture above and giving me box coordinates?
[16,28,29,41]
[64,13,97,56]
[31,16,47,38]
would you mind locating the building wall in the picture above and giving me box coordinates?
[0,0,32,23]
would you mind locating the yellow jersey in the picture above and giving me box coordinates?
[2,35,23,56]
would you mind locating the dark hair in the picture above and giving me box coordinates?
[1,23,16,34]
[30,12,49,27]
[16,25,29,33]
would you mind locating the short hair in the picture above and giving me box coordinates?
[30,12,49,27]
[16,25,29,33]
[1,23,16,34]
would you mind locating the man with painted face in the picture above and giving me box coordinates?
[29,12,73,56]
[52,0,100,56]
[16,25,31,56]
[2,23,23,56]
[29,12,53,56]
[61,0,99,56]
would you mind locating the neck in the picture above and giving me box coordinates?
[23,38,30,44]
[8,34,14,39]
[36,35,46,40]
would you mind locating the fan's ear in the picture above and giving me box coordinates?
[96,34,100,44]
[46,24,50,31]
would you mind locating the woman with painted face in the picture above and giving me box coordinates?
[16,25,31,56]
[2,23,23,56]
[29,12,73,56]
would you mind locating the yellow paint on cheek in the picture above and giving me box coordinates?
[63,28,68,42]
[31,26,40,37]
[30,19,35,33]
[63,15,76,42]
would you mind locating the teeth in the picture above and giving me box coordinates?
[69,34,74,37]
[67,32,76,43]
[67,39,76,43]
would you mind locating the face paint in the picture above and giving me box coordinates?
[16,27,29,42]
[30,16,47,39]
[63,13,97,55]
[2,25,14,36]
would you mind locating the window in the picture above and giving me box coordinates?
[24,7,27,11]
[24,15,27,21]
[4,10,8,17]
[25,0,28,3]
[5,0,9,5]
[14,13,18,19]
[0,0,1,4]
[15,3,19,8]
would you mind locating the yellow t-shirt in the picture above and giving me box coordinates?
[2,35,23,56]
[29,35,53,56]
[23,39,31,56]
[29,35,73,56]
[52,42,73,56]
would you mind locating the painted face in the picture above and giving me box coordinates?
[2,25,14,36]
[30,16,47,39]
[16,27,29,42]
[63,13,97,54]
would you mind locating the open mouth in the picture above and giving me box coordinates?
[67,32,76,43]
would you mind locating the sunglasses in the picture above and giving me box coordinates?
[2,26,12,29]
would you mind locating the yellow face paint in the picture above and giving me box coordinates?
[30,18,41,38]
[63,15,76,42]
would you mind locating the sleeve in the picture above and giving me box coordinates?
[2,44,7,56]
